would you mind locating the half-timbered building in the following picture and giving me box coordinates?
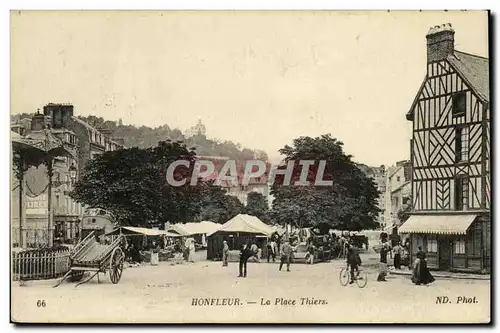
[400,23,490,273]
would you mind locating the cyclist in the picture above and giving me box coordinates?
[346,241,362,284]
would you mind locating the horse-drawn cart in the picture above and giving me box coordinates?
[54,231,125,287]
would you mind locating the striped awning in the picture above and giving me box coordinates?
[398,214,478,235]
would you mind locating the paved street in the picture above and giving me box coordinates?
[12,253,490,323]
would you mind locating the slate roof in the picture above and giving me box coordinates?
[448,50,489,101]
[407,50,490,120]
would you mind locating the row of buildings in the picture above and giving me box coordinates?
[11,104,125,247]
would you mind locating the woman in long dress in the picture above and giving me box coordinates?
[412,246,435,285]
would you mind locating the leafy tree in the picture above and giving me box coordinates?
[241,148,255,160]
[197,183,244,223]
[270,134,380,231]
[70,141,201,226]
[245,192,270,223]
[254,150,269,161]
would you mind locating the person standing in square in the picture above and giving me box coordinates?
[279,240,292,272]
[238,242,251,277]
[222,240,229,267]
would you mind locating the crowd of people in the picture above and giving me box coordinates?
[115,229,436,287]
[372,232,434,286]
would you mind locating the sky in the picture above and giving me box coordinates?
[10,10,489,166]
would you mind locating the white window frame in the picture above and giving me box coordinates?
[454,238,466,254]
[427,235,438,253]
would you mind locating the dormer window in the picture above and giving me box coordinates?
[452,92,466,117]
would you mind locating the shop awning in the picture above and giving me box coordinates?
[106,226,181,237]
[398,214,478,235]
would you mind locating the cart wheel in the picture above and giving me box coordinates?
[69,271,84,282]
[109,247,125,284]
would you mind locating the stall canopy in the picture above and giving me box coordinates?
[169,221,220,236]
[106,226,181,237]
[398,214,478,235]
[208,214,274,237]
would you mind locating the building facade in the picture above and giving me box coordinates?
[384,161,411,232]
[11,103,124,246]
[400,24,490,273]
[356,163,387,229]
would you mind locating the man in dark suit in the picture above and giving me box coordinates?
[238,243,251,277]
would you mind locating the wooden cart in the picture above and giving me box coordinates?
[54,231,125,287]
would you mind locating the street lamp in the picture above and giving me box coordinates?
[68,163,77,184]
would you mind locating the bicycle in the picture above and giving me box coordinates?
[339,263,367,288]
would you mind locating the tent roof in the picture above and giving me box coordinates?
[106,226,181,237]
[169,221,221,236]
[208,214,274,236]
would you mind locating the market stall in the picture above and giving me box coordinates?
[106,226,181,263]
[168,221,221,249]
[206,214,274,261]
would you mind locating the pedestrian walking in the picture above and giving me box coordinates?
[393,242,403,269]
[412,246,435,286]
[279,240,292,272]
[222,240,229,267]
[238,243,251,277]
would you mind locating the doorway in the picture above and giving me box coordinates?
[438,236,452,270]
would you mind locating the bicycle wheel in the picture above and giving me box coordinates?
[339,268,350,286]
[356,271,368,288]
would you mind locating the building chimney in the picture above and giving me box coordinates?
[43,103,74,129]
[31,109,48,131]
[426,23,455,63]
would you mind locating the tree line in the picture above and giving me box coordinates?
[70,134,381,231]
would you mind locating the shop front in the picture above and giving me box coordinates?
[399,213,490,273]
